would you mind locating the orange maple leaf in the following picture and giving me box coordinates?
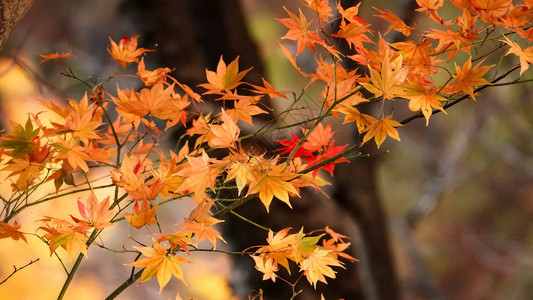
[302,123,335,152]
[199,56,252,93]
[38,51,76,64]
[303,0,333,22]
[448,57,494,100]
[401,84,447,125]
[362,116,402,148]
[108,35,152,68]
[177,150,223,200]
[208,110,240,149]
[178,216,226,249]
[224,98,268,126]
[0,220,27,243]
[125,200,158,229]
[502,37,533,75]
[126,240,189,293]
[247,78,289,99]
[77,193,115,230]
[374,8,414,36]
[332,18,373,50]
[276,8,322,55]
[137,58,173,86]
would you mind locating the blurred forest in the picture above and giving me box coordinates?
[0,0,532,299]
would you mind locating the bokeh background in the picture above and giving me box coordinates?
[0,0,532,299]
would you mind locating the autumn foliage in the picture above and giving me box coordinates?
[0,0,532,298]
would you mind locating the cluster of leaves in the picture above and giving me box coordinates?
[0,0,532,298]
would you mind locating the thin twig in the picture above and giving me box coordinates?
[0,258,40,285]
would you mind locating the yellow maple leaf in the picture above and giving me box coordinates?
[361,52,407,100]
[401,84,447,125]
[300,248,343,288]
[251,256,279,282]
[246,163,299,212]
[126,240,189,293]
[362,116,402,149]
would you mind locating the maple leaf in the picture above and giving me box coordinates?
[139,82,176,120]
[125,201,158,229]
[416,0,447,25]
[0,220,27,243]
[208,110,240,149]
[426,27,478,59]
[470,0,512,25]
[300,248,343,288]
[338,106,376,132]
[303,0,333,22]
[226,160,251,195]
[51,230,89,258]
[374,8,414,36]
[448,57,494,101]
[251,256,279,282]
[0,117,40,158]
[38,51,76,64]
[362,116,402,149]
[177,150,223,200]
[246,162,300,212]
[178,216,226,249]
[247,78,289,99]
[108,35,152,68]
[401,84,447,125]
[39,217,90,258]
[304,142,348,177]
[199,56,252,93]
[278,42,306,76]
[502,37,533,75]
[361,52,407,100]
[137,58,173,86]
[276,132,314,158]
[302,123,335,153]
[77,193,115,230]
[126,240,189,293]
[257,228,297,272]
[54,139,95,173]
[332,18,373,50]
[276,8,321,55]
[224,98,268,126]
[64,93,103,144]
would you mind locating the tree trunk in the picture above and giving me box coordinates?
[0,0,34,51]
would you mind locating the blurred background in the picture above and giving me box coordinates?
[0,0,532,299]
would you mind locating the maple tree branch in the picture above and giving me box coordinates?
[216,202,269,231]
[105,269,143,300]
[0,258,39,285]
[57,230,99,300]
[213,195,255,219]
